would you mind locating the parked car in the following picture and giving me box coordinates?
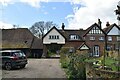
[0,50,28,70]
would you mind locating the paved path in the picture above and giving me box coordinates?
[2,59,66,78]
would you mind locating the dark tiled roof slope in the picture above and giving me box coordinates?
[1,28,43,49]
[31,37,43,49]
[59,29,86,41]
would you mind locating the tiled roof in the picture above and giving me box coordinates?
[59,29,86,41]
[31,37,43,49]
[103,23,120,34]
[42,26,66,40]
[1,28,43,49]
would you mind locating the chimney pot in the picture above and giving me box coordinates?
[62,23,65,30]
[98,18,102,28]
[106,22,110,27]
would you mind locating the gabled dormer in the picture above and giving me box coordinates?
[43,26,65,44]
[83,23,105,37]
[83,23,106,42]
[69,34,81,40]
[59,29,85,42]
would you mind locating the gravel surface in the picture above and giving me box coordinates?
[2,59,66,78]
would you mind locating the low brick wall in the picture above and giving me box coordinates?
[86,62,120,79]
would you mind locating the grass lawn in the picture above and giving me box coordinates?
[105,57,119,71]
[86,57,119,71]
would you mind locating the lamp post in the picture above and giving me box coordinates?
[103,34,107,69]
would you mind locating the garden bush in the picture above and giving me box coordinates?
[60,47,88,79]
[67,53,87,80]
[60,47,71,68]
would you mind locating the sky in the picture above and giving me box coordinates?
[0,0,119,29]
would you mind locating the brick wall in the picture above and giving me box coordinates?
[84,34,105,56]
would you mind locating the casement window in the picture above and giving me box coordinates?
[90,36,95,40]
[117,36,120,41]
[49,35,59,39]
[70,35,80,40]
[57,35,59,39]
[108,36,112,41]
[99,37,104,41]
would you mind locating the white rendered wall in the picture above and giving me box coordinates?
[43,29,65,44]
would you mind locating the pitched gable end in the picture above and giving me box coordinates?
[83,23,105,37]
[79,43,90,50]
[107,23,120,35]
[43,26,65,44]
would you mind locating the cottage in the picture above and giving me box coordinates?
[42,23,89,57]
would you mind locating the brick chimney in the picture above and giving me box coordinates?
[106,22,110,27]
[62,23,65,30]
[98,18,102,28]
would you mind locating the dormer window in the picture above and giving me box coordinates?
[70,35,80,40]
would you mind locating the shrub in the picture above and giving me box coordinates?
[60,47,88,79]
[60,47,72,68]
[67,53,87,79]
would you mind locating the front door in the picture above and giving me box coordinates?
[93,45,100,57]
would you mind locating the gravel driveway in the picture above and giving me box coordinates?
[2,59,66,78]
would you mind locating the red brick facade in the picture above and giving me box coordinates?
[84,35,105,56]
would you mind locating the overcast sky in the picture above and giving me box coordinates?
[0,0,119,29]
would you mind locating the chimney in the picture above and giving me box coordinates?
[62,23,65,30]
[98,18,102,28]
[106,22,110,27]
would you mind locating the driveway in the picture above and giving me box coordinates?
[2,59,66,78]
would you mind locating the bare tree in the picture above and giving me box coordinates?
[29,21,58,38]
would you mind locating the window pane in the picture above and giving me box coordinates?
[90,36,95,40]
[99,37,104,41]
[2,52,10,56]
[117,36,120,41]
[108,36,112,41]
[70,35,80,40]
[57,35,59,39]
[49,35,51,39]
[52,36,54,39]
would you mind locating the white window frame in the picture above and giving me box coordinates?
[117,36,120,41]
[108,36,112,41]
[70,35,80,40]
[90,36,95,40]
[93,45,100,57]
[99,37,104,41]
